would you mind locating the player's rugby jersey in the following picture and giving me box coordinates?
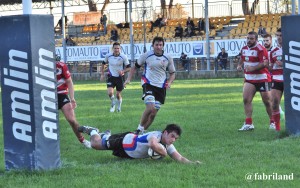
[241,43,271,83]
[104,52,129,77]
[138,51,175,88]
[123,131,177,159]
[270,46,283,82]
[56,61,71,94]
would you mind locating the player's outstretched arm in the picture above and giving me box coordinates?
[170,151,201,164]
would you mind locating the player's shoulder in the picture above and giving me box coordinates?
[146,131,162,137]
[256,43,266,51]
[57,61,66,68]
[105,52,114,58]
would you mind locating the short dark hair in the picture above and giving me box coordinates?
[152,36,165,46]
[277,28,281,32]
[113,42,120,47]
[248,31,258,39]
[263,33,272,39]
[163,124,182,136]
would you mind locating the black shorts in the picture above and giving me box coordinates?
[245,81,271,92]
[58,94,70,109]
[142,83,166,104]
[106,132,133,159]
[272,81,284,92]
[107,75,124,91]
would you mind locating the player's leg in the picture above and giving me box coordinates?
[107,76,116,112]
[115,77,124,112]
[138,97,157,132]
[259,82,273,128]
[61,101,91,148]
[239,82,256,131]
[271,82,284,131]
[78,125,108,150]
[108,87,116,112]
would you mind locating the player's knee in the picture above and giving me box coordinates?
[144,95,155,104]
[154,101,161,110]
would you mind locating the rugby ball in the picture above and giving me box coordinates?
[148,143,166,160]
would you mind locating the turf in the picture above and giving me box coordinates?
[0,78,299,187]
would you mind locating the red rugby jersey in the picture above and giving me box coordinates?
[270,46,283,82]
[56,61,71,94]
[241,43,271,83]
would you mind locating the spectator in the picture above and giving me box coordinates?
[110,26,119,42]
[217,48,228,70]
[116,22,124,29]
[55,16,68,34]
[198,18,205,33]
[123,22,130,28]
[159,16,168,29]
[101,14,108,34]
[184,25,195,37]
[66,35,76,46]
[174,23,183,38]
[186,17,195,31]
[258,24,267,37]
[180,52,189,71]
[149,14,162,32]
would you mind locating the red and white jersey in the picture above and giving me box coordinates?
[270,46,283,82]
[56,61,71,94]
[241,43,271,83]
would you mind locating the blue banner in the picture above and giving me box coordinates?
[282,15,300,135]
[0,15,61,170]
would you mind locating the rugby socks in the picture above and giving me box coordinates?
[116,99,122,111]
[90,130,99,136]
[245,118,252,125]
[272,111,281,131]
[110,95,115,107]
[137,124,144,134]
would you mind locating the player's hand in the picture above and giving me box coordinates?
[194,161,202,165]
[100,74,106,81]
[244,65,255,72]
[237,64,243,71]
[124,79,130,88]
[118,70,125,76]
[71,99,77,109]
[165,82,171,89]
[275,60,283,67]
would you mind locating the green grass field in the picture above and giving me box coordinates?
[0,78,299,187]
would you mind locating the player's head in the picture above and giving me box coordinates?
[221,48,225,53]
[152,36,165,55]
[112,42,121,55]
[161,124,182,145]
[263,33,272,50]
[276,28,282,47]
[247,31,258,48]
[55,54,61,62]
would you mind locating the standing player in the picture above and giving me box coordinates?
[56,55,91,148]
[269,28,283,131]
[124,36,176,134]
[237,31,273,131]
[101,42,130,112]
[263,33,285,123]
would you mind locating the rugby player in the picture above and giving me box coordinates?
[124,36,176,134]
[237,31,273,131]
[101,42,130,112]
[78,124,200,164]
